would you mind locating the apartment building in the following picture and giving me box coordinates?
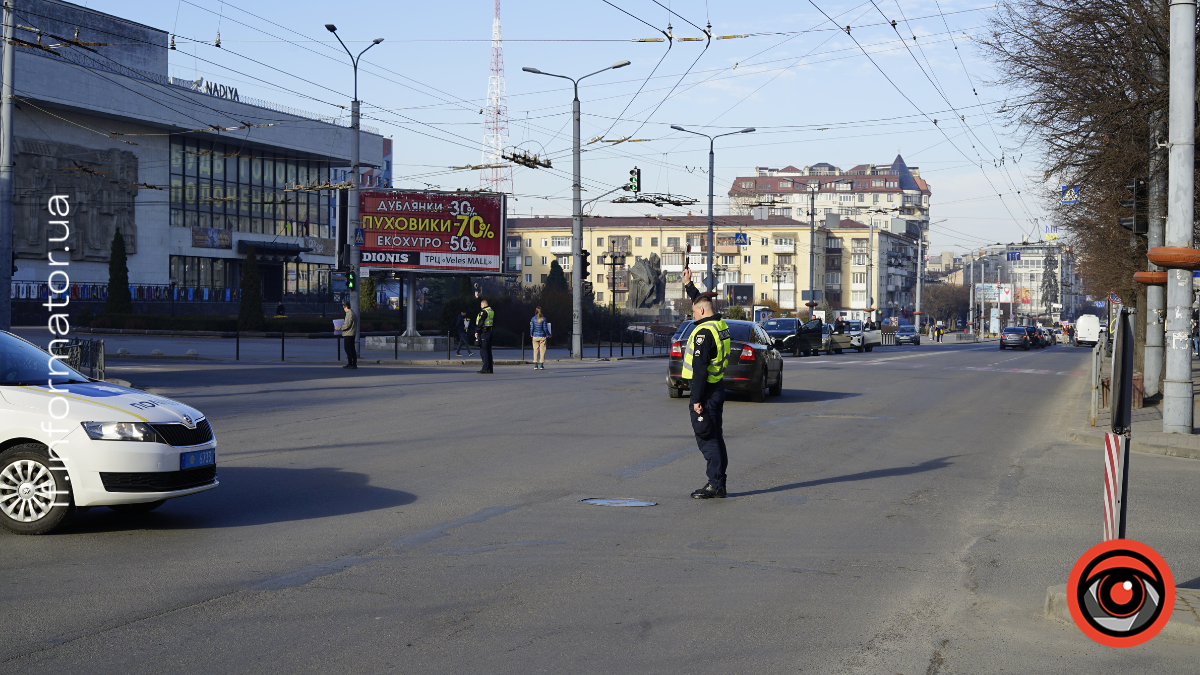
[506,214,820,310]
[507,210,923,322]
[726,155,931,234]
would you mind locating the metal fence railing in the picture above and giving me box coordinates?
[51,338,105,380]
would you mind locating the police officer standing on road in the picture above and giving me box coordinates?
[476,298,495,374]
[681,268,732,499]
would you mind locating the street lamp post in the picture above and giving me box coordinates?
[326,25,383,353]
[805,178,852,315]
[671,125,755,292]
[524,61,631,359]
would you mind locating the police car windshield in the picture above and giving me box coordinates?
[763,319,795,330]
[0,332,90,385]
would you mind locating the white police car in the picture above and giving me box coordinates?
[0,330,217,534]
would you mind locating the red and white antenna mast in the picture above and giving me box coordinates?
[481,0,513,194]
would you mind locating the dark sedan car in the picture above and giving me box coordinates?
[1025,326,1044,348]
[761,317,800,353]
[667,319,783,402]
[894,325,920,346]
[999,326,1031,350]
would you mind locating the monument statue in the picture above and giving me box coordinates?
[626,252,665,309]
[12,138,138,262]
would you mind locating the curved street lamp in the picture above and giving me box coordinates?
[524,60,630,358]
[671,125,754,292]
[324,24,385,347]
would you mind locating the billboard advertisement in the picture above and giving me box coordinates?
[975,283,1014,302]
[1018,288,1033,305]
[358,190,507,274]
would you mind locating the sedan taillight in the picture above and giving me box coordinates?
[739,345,756,361]
[671,341,683,358]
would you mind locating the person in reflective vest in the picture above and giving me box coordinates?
[475,299,495,374]
[681,268,732,498]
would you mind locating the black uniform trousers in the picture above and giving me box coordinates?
[689,384,728,489]
[479,332,494,372]
[343,336,358,366]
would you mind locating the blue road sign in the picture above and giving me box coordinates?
[733,233,749,246]
[1061,186,1080,205]
[353,228,365,246]
[1007,252,1021,261]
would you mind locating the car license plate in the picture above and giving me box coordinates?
[180,449,215,470]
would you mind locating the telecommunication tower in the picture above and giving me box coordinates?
[481,0,513,194]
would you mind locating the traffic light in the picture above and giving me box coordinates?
[346,269,356,290]
[1118,179,1148,235]
[580,250,591,279]
[629,167,641,193]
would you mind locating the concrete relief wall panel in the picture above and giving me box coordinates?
[13,138,138,262]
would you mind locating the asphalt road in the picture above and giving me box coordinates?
[4,340,1200,673]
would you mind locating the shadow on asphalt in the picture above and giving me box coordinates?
[728,455,959,498]
[56,465,417,534]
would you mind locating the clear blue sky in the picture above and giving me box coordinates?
[91,0,1047,256]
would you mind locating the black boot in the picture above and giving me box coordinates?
[691,483,726,499]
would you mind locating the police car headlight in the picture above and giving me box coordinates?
[81,421,158,442]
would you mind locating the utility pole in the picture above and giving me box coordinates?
[525,61,630,358]
[1145,0,1168,398]
[1161,0,1195,433]
[326,25,383,354]
[670,125,755,292]
[865,221,874,323]
[0,0,13,331]
[914,232,924,332]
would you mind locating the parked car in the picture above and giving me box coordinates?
[0,331,218,535]
[1023,326,1043,348]
[894,325,920,346]
[1000,326,1031,350]
[1040,328,1056,346]
[839,320,883,353]
[761,317,801,355]
[1076,315,1101,347]
[667,319,784,402]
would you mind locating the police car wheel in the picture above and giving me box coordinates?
[0,444,74,536]
[668,384,684,398]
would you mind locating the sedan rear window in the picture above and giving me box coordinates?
[763,319,796,330]
[727,324,754,342]
[1003,327,1026,334]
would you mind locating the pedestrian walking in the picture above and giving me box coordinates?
[1191,319,1198,357]
[681,268,732,499]
[475,298,495,373]
[530,307,551,370]
[455,310,474,356]
[340,301,358,370]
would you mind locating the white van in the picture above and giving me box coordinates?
[1075,314,1101,347]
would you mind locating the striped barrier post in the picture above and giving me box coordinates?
[1103,432,1129,540]
[1103,306,1135,540]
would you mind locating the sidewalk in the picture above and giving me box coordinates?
[1067,355,1200,459]
[11,328,667,366]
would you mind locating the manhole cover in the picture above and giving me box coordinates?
[580,498,657,507]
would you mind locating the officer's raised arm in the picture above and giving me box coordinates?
[682,267,701,300]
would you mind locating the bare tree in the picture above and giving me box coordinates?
[979,0,1198,302]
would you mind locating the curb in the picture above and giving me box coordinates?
[1070,429,1200,460]
[1044,584,1200,644]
